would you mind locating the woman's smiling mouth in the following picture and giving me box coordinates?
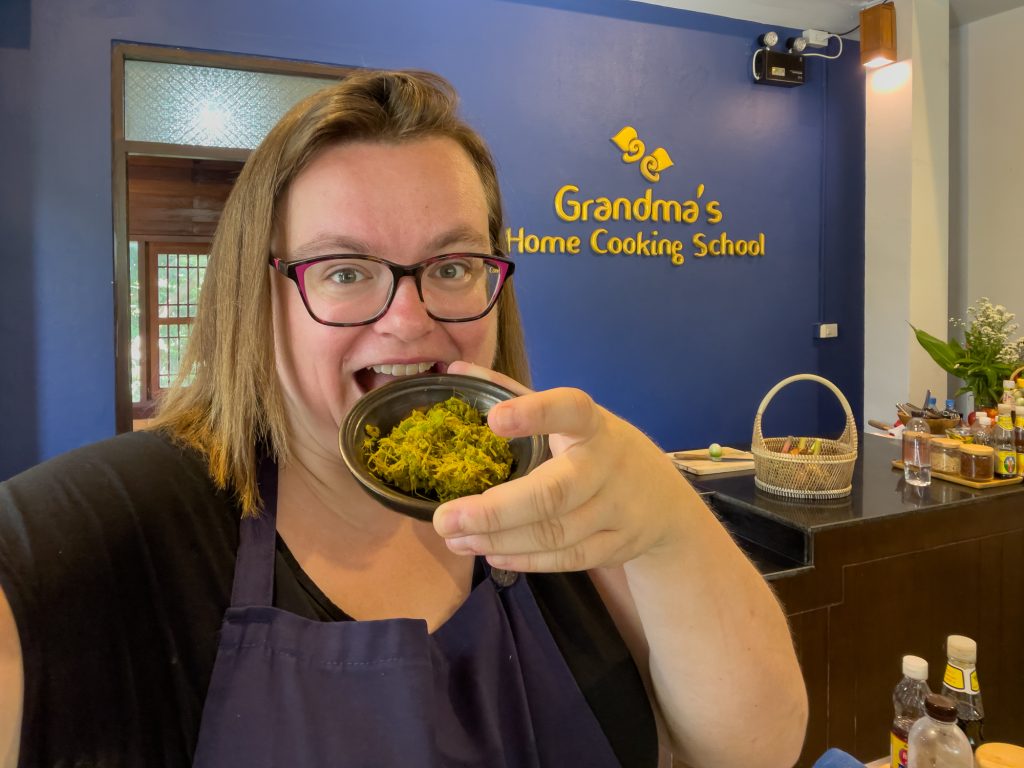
[354,361,445,393]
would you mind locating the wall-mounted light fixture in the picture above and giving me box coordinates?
[860,2,896,68]
[752,30,805,87]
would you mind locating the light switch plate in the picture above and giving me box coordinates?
[816,323,839,339]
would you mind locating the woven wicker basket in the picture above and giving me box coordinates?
[751,373,859,500]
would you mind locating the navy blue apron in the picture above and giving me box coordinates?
[192,463,623,767]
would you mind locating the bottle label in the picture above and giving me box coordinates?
[890,731,909,768]
[996,449,1017,476]
[943,661,979,693]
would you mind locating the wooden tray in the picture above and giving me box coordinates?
[670,447,754,475]
[892,461,1023,489]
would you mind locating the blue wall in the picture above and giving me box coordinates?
[0,0,864,479]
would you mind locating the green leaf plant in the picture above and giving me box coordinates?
[912,298,1024,409]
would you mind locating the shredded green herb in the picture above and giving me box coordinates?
[363,396,514,502]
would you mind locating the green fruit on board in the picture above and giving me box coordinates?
[708,443,723,460]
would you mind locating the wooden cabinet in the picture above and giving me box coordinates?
[773,494,1024,766]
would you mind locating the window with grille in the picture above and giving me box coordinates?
[148,244,208,396]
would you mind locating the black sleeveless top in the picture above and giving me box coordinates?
[0,430,658,767]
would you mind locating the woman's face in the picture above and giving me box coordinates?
[271,136,499,453]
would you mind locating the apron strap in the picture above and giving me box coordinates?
[229,456,278,607]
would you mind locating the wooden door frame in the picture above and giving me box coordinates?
[111,42,354,432]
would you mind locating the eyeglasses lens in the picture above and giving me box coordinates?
[296,255,504,325]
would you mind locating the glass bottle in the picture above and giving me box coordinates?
[972,415,993,447]
[903,416,932,487]
[1001,379,1017,407]
[891,655,931,768]
[941,634,985,748]
[1015,405,1024,478]
[993,404,1017,479]
[907,693,973,768]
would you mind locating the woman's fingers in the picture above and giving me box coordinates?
[488,387,603,443]
[484,530,626,573]
[444,502,598,557]
[446,363,601,447]
[434,449,598,537]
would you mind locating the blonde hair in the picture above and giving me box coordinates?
[150,69,530,515]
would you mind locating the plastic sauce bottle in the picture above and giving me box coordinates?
[903,416,932,487]
[994,404,1018,479]
[891,655,931,768]
[941,634,985,748]
[907,693,973,768]
[1014,405,1024,477]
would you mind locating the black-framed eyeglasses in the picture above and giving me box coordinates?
[269,252,515,327]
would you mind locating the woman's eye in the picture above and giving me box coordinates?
[435,261,469,280]
[327,266,365,284]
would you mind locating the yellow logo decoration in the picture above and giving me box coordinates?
[610,126,675,183]
[505,126,766,268]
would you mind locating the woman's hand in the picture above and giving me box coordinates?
[433,361,695,571]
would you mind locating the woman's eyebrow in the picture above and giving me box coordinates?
[291,225,490,259]
[426,225,491,253]
[291,234,372,258]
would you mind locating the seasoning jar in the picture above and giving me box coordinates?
[931,438,961,475]
[960,444,995,482]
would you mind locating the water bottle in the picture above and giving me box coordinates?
[942,399,962,422]
[907,693,973,767]
[891,655,931,768]
[941,634,985,748]
[903,416,932,486]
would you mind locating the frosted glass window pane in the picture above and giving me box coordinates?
[125,61,332,149]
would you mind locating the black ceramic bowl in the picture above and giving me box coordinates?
[339,373,549,521]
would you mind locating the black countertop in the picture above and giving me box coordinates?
[690,433,1024,579]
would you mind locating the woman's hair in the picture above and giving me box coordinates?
[150,69,530,516]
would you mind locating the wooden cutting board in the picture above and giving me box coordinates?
[668,447,755,475]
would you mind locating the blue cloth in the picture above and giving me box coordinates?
[813,749,869,768]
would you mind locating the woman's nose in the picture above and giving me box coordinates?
[373,276,434,338]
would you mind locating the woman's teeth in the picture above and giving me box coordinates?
[369,362,436,377]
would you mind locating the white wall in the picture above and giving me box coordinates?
[951,6,1024,326]
[864,0,951,426]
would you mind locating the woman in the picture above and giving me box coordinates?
[0,70,806,767]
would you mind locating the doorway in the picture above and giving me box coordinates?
[112,43,354,432]
[126,157,242,427]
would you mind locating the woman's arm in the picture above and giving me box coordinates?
[435,363,807,767]
[590,542,806,767]
[0,586,23,768]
